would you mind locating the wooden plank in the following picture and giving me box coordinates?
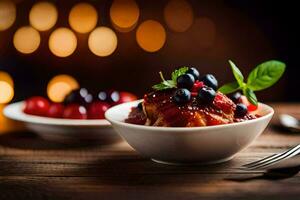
[0,176,299,200]
[0,103,299,200]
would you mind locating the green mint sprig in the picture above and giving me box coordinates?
[218,60,286,106]
[152,67,188,90]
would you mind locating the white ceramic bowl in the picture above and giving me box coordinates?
[105,100,274,165]
[4,102,121,143]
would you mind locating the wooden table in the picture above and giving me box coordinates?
[0,103,299,200]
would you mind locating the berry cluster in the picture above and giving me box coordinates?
[24,89,137,119]
[171,67,252,118]
[173,67,218,105]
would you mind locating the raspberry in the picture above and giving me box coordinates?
[191,81,204,92]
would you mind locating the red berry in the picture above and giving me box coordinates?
[63,104,87,119]
[47,103,64,118]
[87,102,110,119]
[117,92,138,104]
[191,81,204,92]
[191,92,198,97]
[213,92,236,114]
[240,96,258,111]
[24,96,50,116]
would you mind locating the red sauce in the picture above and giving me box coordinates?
[127,89,258,127]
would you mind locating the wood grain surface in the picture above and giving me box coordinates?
[0,103,299,200]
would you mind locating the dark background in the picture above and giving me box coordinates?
[0,0,298,102]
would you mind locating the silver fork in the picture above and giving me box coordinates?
[241,144,300,170]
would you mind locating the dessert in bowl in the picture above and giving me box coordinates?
[106,60,285,164]
[106,100,273,164]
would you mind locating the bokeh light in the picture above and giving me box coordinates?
[136,20,166,52]
[191,17,216,49]
[164,0,193,32]
[88,27,118,57]
[47,75,79,103]
[110,0,139,32]
[13,26,41,54]
[0,0,16,31]
[0,71,14,104]
[69,3,98,34]
[29,1,58,31]
[49,28,77,57]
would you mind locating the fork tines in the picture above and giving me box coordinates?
[241,144,300,170]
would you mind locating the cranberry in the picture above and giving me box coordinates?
[117,92,138,104]
[47,103,64,118]
[87,102,110,119]
[63,104,87,119]
[24,96,50,116]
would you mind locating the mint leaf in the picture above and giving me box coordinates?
[152,83,171,90]
[218,82,240,94]
[153,68,188,91]
[244,88,258,106]
[171,67,189,82]
[247,60,286,91]
[229,60,244,87]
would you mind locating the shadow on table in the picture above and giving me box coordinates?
[0,131,104,150]
[68,157,232,186]
[271,124,300,134]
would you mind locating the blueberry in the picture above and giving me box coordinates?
[229,92,242,103]
[187,67,200,80]
[235,103,248,117]
[173,88,191,105]
[201,74,218,90]
[177,74,195,89]
[137,102,143,110]
[64,88,91,105]
[197,87,216,104]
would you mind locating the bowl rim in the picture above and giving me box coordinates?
[105,99,274,132]
[4,101,111,127]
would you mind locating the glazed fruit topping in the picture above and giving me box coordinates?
[137,102,143,110]
[186,67,200,80]
[191,80,204,92]
[197,86,216,104]
[177,73,195,89]
[235,103,248,118]
[213,92,236,114]
[201,74,218,90]
[173,88,191,105]
[229,92,242,104]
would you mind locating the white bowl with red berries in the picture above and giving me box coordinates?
[4,89,137,143]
